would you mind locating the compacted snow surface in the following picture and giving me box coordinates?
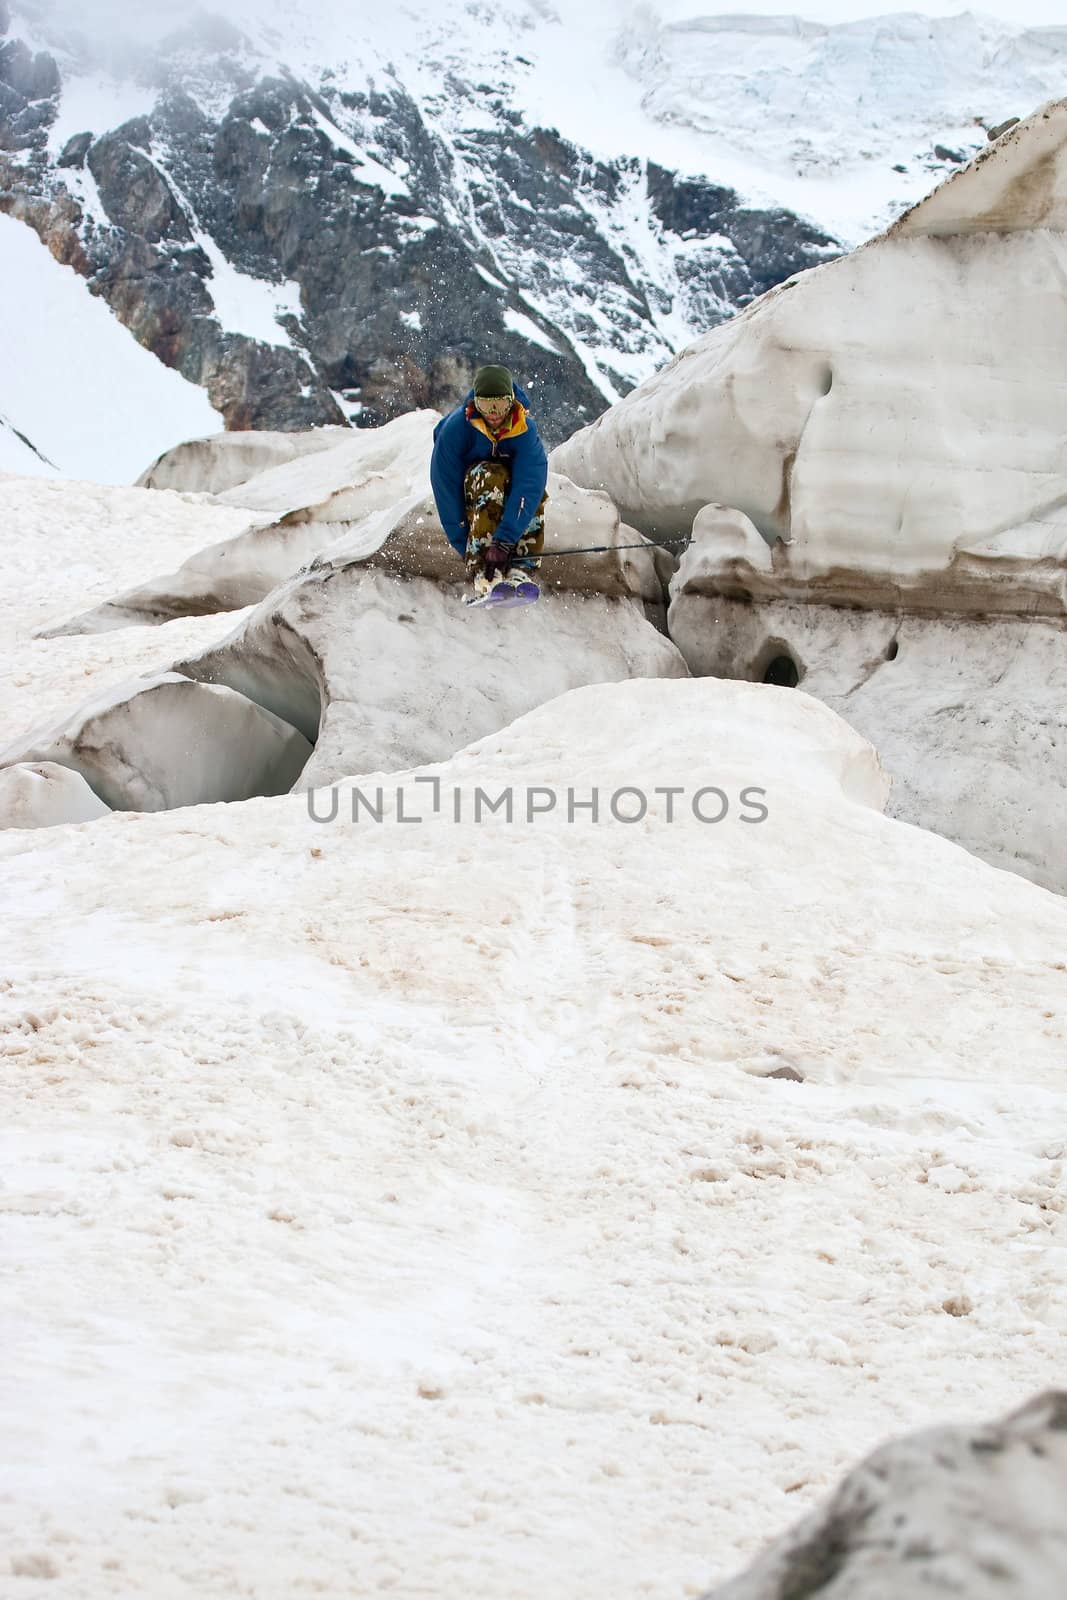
[0,475,260,740]
[1,479,1066,1598]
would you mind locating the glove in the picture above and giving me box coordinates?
[482,539,512,576]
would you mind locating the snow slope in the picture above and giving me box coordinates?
[0,212,223,483]
[1,473,1066,1598]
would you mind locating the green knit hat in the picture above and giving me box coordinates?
[473,364,515,398]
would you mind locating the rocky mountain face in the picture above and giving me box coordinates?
[0,1,839,445]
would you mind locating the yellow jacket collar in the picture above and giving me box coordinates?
[467,401,528,442]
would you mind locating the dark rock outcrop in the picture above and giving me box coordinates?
[57,130,91,169]
[0,37,59,103]
[647,163,838,304]
[0,37,59,153]
[88,117,193,243]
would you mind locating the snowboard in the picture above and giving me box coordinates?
[464,579,540,609]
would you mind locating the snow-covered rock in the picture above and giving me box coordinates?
[552,100,1067,618]
[0,672,312,813]
[0,760,111,828]
[0,0,846,453]
[702,1390,1067,1599]
[8,2,1067,469]
[11,0,1067,485]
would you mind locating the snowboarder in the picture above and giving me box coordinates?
[430,364,549,604]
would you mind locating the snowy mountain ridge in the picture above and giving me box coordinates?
[24,1,1067,237]
[3,0,1067,476]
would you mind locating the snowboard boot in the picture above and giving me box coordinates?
[472,567,507,601]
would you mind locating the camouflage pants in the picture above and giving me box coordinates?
[463,460,547,576]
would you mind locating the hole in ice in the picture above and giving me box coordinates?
[751,637,803,689]
[763,654,800,689]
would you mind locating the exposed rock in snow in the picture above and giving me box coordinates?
[0,408,58,476]
[0,760,110,828]
[702,1389,1067,1599]
[551,99,1067,618]
[8,3,1067,462]
[136,426,352,494]
[0,1,842,447]
[0,672,312,812]
[0,209,224,485]
[174,564,687,788]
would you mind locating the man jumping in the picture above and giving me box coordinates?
[430,364,549,603]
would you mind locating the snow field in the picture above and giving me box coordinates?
[2,676,1066,1598]
[0,610,257,749]
[0,476,259,647]
[0,473,264,748]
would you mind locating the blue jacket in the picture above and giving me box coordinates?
[430,385,549,555]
